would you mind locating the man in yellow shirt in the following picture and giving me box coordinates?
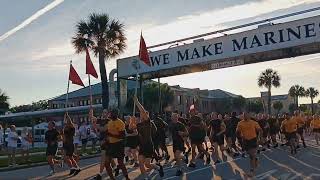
[236,112,262,177]
[310,115,320,145]
[292,111,306,148]
[281,113,298,155]
[104,109,129,180]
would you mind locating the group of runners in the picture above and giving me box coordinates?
[44,95,320,179]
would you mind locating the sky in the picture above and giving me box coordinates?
[1,0,320,106]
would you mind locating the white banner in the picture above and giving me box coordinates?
[118,15,320,78]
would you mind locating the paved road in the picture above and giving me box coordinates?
[1,136,320,180]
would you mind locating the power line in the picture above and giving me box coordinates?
[147,6,320,49]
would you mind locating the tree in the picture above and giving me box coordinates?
[246,100,263,114]
[288,85,305,108]
[126,83,174,113]
[72,13,126,109]
[258,68,281,115]
[0,89,9,115]
[273,101,283,115]
[289,103,298,115]
[10,100,49,113]
[232,96,246,112]
[305,87,319,115]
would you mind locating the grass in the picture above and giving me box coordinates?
[0,147,100,168]
[0,154,46,168]
[0,147,46,156]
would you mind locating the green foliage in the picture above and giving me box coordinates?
[10,100,48,113]
[0,89,9,115]
[215,98,232,113]
[273,101,283,114]
[289,103,298,115]
[246,100,264,114]
[126,82,174,113]
[232,96,246,111]
[72,13,127,109]
[257,68,281,114]
[288,85,305,107]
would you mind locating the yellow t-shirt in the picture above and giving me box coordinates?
[236,119,261,140]
[292,116,305,128]
[107,119,125,143]
[281,119,297,133]
[311,119,320,129]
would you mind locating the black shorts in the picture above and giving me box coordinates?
[243,138,257,151]
[269,128,279,135]
[190,135,205,145]
[106,141,125,158]
[297,127,304,135]
[139,144,154,158]
[63,143,75,157]
[173,141,185,152]
[286,132,297,141]
[126,136,139,149]
[262,130,269,137]
[81,139,88,145]
[212,135,225,145]
[313,128,320,133]
[46,144,58,156]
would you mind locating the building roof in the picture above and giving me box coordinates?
[51,81,137,101]
[206,89,240,99]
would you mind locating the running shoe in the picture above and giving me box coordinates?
[206,156,211,164]
[184,154,189,164]
[69,169,76,175]
[73,169,81,176]
[158,164,164,177]
[49,170,55,176]
[175,169,183,176]
[165,155,171,161]
[114,167,120,177]
[188,162,196,168]
[214,160,221,165]
[95,174,102,180]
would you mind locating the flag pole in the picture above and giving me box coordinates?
[132,59,140,116]
[64,60,72,127]
[88,74,93,108]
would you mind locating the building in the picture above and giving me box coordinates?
[169,86,240,114]
[247,92,295,114]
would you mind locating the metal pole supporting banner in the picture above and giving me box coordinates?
[158,77,161,113]
[132,59,140,116]
[140,77,144,106]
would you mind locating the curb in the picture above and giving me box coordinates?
[0,154,100,172]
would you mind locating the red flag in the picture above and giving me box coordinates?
[69,64,84,87]
[85,48,98,78]
[139,33,151,66]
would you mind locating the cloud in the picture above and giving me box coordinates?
[0,0,64,42]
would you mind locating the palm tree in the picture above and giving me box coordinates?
[72,13,126,109]
[0,89,9,115]
[288,85,305,108]
[258,68,281,115]
[305,87,319,115]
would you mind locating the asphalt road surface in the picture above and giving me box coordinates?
[1,136,320,180]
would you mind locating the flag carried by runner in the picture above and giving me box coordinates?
[85,47,98,78]
[69,64,84,87]
[139,33,151,66]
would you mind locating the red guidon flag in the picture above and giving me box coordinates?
[85,47,98,78]
[69,64,84,87]
[139,33,151,66]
